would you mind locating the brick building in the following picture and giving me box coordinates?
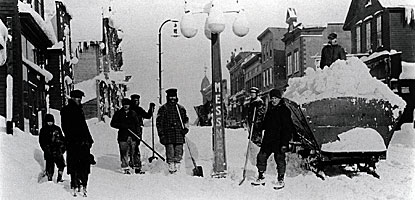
[344,0,415,62]
[282,8,351,76]
[257,27,287,98]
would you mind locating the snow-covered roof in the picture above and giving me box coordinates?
[22,57,53,82]
[378,0,415,8]
[360,49,401,62]
[400,61,415,80]
[18,2,57,45]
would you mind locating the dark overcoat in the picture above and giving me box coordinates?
[110,108,141,142]
[320,43,346,69]
[61,99,94,175]
[261,99,295,153]
[156,103,188,145]
[39,124,66,160]
[130,105,153,127]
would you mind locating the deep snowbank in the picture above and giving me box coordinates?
[1,114,414,199]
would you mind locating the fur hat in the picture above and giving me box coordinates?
[270,89,282,99]
[130,94,140,100]
[70,90,85,98]
[44,114,55,123]
[121,98,131,106]
[166,88,178,97]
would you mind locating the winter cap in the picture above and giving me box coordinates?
[70,89,85,98]
[130,94,140,100]
[270,89,282,99]
[44,114,55,123]
[328,32,337,40]
[166,88,178,97]
[121,98,131,106]
[249,87,259,93]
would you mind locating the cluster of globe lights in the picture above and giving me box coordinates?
[179,0,249,39]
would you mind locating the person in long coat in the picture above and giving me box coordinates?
[61,90,94,197]
[252,89,295,189]
[245,87,266,146]
[130,94,155,173]
[39,114,66,182]
[110,98,142,174]
[156,88,189,174]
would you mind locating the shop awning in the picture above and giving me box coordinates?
[22,57,53,82]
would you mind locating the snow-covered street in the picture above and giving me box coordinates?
[0,113,414,200]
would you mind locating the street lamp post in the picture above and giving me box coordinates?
[158,19,179,104]
[180,0,249,177]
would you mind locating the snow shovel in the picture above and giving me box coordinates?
[239,107,256,185]
[185,137,204,177]
[176,105,203,177]
[128,129,165,161]
[148,115,158,163]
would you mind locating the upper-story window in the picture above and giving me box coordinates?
[269,41,273,58]
[294,50,299,73]
[356,25,361,53]
[366,21,371,52]
[287,53,292,76]
[376,15,382,48]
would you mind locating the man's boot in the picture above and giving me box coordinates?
[82,186,87,197]
[168,163,176,174]
[251,171,265,186]
[57,170,63,182]
[273,174,285,189]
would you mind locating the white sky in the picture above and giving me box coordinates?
[91,0,352,120]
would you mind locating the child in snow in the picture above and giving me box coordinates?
[39,114,66,182]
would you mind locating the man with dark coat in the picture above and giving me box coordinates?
[129,94,155,173]
[320,32,346,69]
[156,88,189,174]
[251,89,295,189]
[61,90,94,197]
[39,114,66,182]
[110,98,142,174]
[245,87,266,146]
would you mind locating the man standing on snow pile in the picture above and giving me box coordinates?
[244,87,266,146]
[130,94,155,173]
[110,98,142,174]
[61,90,95,197]
[251,89,295,190]
[320,32,346,69]
[156,88,189,174]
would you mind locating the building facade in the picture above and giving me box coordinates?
[46,1,73,111]
[1,0,57,134]
[226,51,251,125]
[344,0,415,62]
[257,27,287,99]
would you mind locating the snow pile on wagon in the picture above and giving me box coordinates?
[284,57,406,116]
